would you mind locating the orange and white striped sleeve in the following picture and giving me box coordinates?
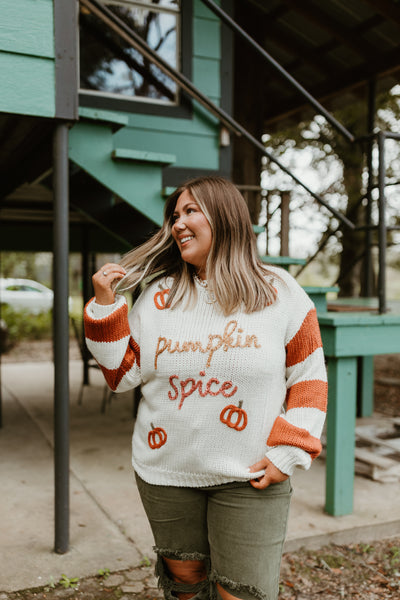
[266,284,327,475]
[84,295,141,393]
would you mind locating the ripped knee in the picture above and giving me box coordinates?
[164,556,208,584]
[154,547,211,600]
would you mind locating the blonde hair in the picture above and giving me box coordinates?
[115,176,278,315]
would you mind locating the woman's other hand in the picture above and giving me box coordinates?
[92,264,126,305]
[248,457,289,489]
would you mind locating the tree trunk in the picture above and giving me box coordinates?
[334,95,373,298]
[337,144,365,297]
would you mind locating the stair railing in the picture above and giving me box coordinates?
[354,130,400,313]
[78,0,354,230]
[79,0,397,313]
[198,0,398,314]
[199,0,355,144]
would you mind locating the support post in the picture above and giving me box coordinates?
[357,356,374,417]
[377,131,387,314]
[0,327,2,429]
[265,192,270,256]
[325,357,357,516]
[53,123,70,554]
[0,250,2,428]
[81,226,90,386]
[280,191,290,256]
[362,79,376,298]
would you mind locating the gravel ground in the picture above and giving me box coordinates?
[0,561,163,600]
[2,538,400,600]
[279,537,400,599]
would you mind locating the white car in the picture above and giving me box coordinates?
[0,278,54,314]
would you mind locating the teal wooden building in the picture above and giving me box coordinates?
[0,0,235,254]
[2,0,400,256]
[1,0,400,551]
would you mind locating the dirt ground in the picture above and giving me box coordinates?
[1,342,400,599]
[373,354,400,418]
[2,537,400,600]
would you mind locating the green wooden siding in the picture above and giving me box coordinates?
[0,0,55,117]
[0,52,55,117]
[192,56,220,101]
[0,0,54,58]
[193,0,221,19]
[194,19,221,60]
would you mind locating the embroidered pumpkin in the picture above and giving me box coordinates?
[148,423,167,449]
[154,289,170,310]
[220,401,248,431]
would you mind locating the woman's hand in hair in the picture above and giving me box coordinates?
[92,263,126,305]
[248,457,289,489]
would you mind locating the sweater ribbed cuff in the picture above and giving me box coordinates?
[86,295,126,319]
[266,445,312,476]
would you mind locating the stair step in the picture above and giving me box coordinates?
[375,377,400,388]
[260,256,306,266]
[79,107,129,131]
[112,148,176,165]
[69,121,166,226]
[303,286,339,294]
[303,286,339,314]
[327,303,379,313]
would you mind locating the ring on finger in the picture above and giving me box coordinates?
[102,271,108,276]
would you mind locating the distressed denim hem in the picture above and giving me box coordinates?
[155,546,210,562]
[154,546,211,600]
[210,570,269,600]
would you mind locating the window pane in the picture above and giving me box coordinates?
[80,1,180,102]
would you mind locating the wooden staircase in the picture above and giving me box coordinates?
[68,109,176,246]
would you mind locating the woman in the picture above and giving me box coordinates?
[84,176,327,600]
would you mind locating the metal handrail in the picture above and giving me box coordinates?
[198,0,398,314]
[200,0,355,144]
[79,0,355,229]
[355,130,400,143]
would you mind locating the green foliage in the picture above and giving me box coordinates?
[44,576,56,590]
[360,543,374,553]
[0,304,52,343]
[97,567,111,579]
[0,252,41,280]
[319,553,348,569]
[390,546,400,566]
[59,574,79,589]
[140,556,152,568]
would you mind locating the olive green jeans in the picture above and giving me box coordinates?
[135,475,292,600]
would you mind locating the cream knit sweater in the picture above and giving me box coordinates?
[84,267,327,487]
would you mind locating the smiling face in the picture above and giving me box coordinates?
[171,189,212,279]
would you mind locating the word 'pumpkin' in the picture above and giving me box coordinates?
[148,423,167,449]
[220,401,247,431]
